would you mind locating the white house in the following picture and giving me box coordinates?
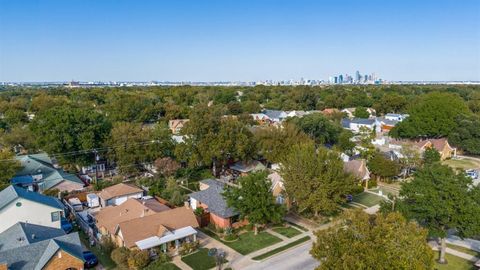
[384,113,409,122]
[98,183,144,207]
[342,118,381,133]
[0,185,65,233]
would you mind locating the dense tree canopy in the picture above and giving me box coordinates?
[390,92,472,138]
[0,149,21,190]
[254,123,312,163]
[311,210,434,270]
[30,106,112,165]
[367,153,400,181]
[223,172,285,234]
[280,143,355,216]
[288,113,342,145]
[394,163,480,263]
[449,115,480,155]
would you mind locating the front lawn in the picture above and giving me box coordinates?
[144,262,181,270]
[224,231,282,255]
[272,226,302,238]
[443,158,480,170]
[434,254,475,270]
[181,248,227,270]
[352,192,387,207]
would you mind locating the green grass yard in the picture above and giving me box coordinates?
[272,226,302,238]
[434,253,475,270]
[201,228,282,255]
[352,192,387,207]
[224,231,283,255]
[181,248,227,270]
[443,158,480,170]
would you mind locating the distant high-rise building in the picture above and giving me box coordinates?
[338,75,343,84]
[355,70,361,82]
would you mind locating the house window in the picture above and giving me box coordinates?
[51,211,61,222]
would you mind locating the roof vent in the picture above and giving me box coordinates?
[31,234,36,239]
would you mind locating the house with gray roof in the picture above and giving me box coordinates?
[0,222,84,270]
[262,109,288,123]
[13,153,85,193]
[188,179,240,228]
[0,185,65,233]
[342,118,380,133]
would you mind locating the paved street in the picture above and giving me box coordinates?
[241,241,319,270]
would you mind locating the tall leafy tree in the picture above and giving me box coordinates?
[367,153,400,181]
[30,106,112,165]
[395,163,480,264]
[449,115,480,155]
[390,92,471,138]
[280,142,355,216]
[423,148,441,165]
[353,107,370,118]
[223,172,285,234]
[0,149,21,190]
[288,113,342,145]
[311,210,434,270]
[254,123,312,163]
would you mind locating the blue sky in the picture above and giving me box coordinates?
[0,0,479,82]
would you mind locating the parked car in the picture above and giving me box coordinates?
[83,251,98,269]
[61,218,73,234]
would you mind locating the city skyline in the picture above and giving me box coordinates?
[1,0,479,82]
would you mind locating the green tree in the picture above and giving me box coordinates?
[367,153,400,182]
[0,149,21,190]
[449,115,480,155]
[353,107,370,118]
[223,172,285,235]
[254,123,312,163]
[337,130,355,155]
[390,92,471,138]
[288,113,342,145]
[176,106,255,174]
[395,163,480,264]
[423,148,441,165]
[30,106,111,165]
[280,142,355,216]
[373,93,407,114]
[311,210,434,270]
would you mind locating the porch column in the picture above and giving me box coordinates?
[162,243,167,253]
[175,239,179,250]
[193,233,197,242]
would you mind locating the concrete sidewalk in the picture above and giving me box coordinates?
[429,240,479,262]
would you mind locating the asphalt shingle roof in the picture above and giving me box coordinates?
[15,153,83,190]
[189,179,238,218]
[0,223,84,270]
[0,185,64,211]
[0,222,66,252]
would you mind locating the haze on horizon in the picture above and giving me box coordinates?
[0,0,479,82]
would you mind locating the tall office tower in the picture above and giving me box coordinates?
[338,74,343,84]
[329,76,335,84]
[355,70,361,82]
[364,74,368,82]
[371,73,376,81]
[334,76,338,84]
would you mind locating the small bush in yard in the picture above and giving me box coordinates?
[127,249,150,269]
[111,247,130,267]
[179,241,199,256]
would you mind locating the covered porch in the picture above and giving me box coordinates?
[135,226,198,255]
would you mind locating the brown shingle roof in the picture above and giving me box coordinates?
[98,183,143,201]
[344,159,369,180]
[118,207,199,248]
[95,198,168,235]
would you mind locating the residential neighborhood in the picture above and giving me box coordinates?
[0,84,479,270]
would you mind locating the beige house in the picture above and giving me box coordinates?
[169,119,190,134]
[415,138,456,160]
[98,183,144,207]
[94,198,198,252]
